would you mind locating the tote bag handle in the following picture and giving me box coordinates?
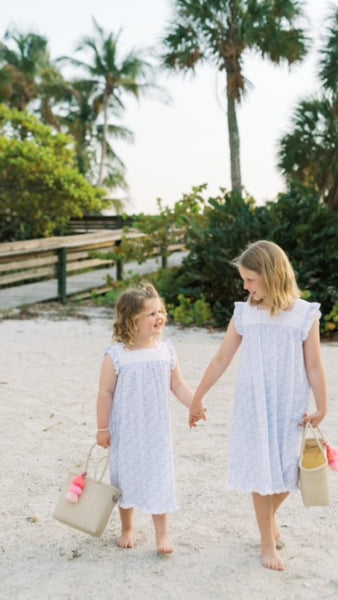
[84,443,110,482]
[301,422,325,450]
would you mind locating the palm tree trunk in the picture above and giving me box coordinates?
[97,94,109,187]
[226,74,242,194]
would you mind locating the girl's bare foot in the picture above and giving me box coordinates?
[117,530,134,549]
[261,543,285,571]
[157,536,174,555]
[152,514,173,555]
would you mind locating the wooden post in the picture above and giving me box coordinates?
[116,259,123,281]
[115,240,123,281]
[57,247,67,304]
[161,254,167,269]
[161,244,168,269]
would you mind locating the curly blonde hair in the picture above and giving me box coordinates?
[232,240,300,316]
[113,282,167,345]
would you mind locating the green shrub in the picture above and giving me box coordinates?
[170,294,213,326]
[322,304,338,336]
[162,184,337,329]
[91,183,338,334]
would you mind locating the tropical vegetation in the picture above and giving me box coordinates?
[0,106,108,240]
[56,18,159,190]
[278,5,338,210]
[0,19,158,199]
[112,183,337,332]
[0,9,337,333]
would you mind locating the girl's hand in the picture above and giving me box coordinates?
[303,411,327,429]
[189,399,207,428]
[96,430,111,449]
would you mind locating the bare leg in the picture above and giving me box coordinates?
[272,492,289,548]
[117,507,135,549]
[152,513,173,554]
[252,493,285,570]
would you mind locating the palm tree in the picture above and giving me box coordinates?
[0,29,50,109]
[319,6,338,96]
[278,6,338,210]
[161,0,308,194]
[55,78,133,191]
[0,28,70,130]
[58,18,159,187]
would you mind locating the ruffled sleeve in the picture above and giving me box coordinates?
[302,302,321,341]
[166,339,177,370]
[234,302,245,335]
[104,344,120,375]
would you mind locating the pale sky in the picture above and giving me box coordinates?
[1,0,335,214]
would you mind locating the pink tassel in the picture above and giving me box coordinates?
[325,442,338,471]
[66,491,79,503]
[72,474,86,489]
[65,472,87,502]
[69,484,83,495]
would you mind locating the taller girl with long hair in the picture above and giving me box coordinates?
[190,240,328,571]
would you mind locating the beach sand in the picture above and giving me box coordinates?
[1,304,337,600]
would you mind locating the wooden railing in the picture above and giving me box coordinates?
[0,229,185,304]
[68,215,134,233]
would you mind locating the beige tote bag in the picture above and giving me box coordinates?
[299,423,331,507]
[53,444,121,537]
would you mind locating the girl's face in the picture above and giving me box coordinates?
[136,297,165,340]
[239,267,267,304]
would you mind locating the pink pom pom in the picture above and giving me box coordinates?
[69,484,83,495]
[325,443,338,471]
[72,475,86,489]
[66,491,79,503]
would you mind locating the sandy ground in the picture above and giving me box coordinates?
[1,303,338,600]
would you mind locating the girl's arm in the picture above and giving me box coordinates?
[303,316,329,428]
[96,354,117,448]
[170,359,194,409]
[189,316,242,427]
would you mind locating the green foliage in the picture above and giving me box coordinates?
[169,188,270,325]
[91,280,126,306]
[323,304,338,336]
[169,293,213,327]
[98,185,207,266]
[161,184,337,328]
[0,105,109,240]
[88,183,337,333]
[0,24,158,193]
[278,6,338,210]
[265,183,338,317]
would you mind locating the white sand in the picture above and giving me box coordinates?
[1,305,338,600]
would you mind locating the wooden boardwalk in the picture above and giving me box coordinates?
[0,252,186,312]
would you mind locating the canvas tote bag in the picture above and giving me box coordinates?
[53,443,121,537]
[299,423,331,507]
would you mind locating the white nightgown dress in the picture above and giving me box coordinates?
[228,298,321,495]
[104,340,178,514]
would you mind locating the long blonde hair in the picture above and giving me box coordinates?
[232,240,300,316]
[113,282,167,345]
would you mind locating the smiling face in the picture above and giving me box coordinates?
[136,297,166,342]
[238,266,267,306]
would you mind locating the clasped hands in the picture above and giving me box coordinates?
[189,399,207,428]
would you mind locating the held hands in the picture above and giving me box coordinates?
[189,398,207,428]
[96,430,111,449]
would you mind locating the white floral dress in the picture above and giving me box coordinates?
[104,340,178,514]
[228,298,321,495]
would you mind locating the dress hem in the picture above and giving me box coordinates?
[119,502,179,514]
[227,485,299,495]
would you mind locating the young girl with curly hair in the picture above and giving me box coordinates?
[96,282,194,554]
